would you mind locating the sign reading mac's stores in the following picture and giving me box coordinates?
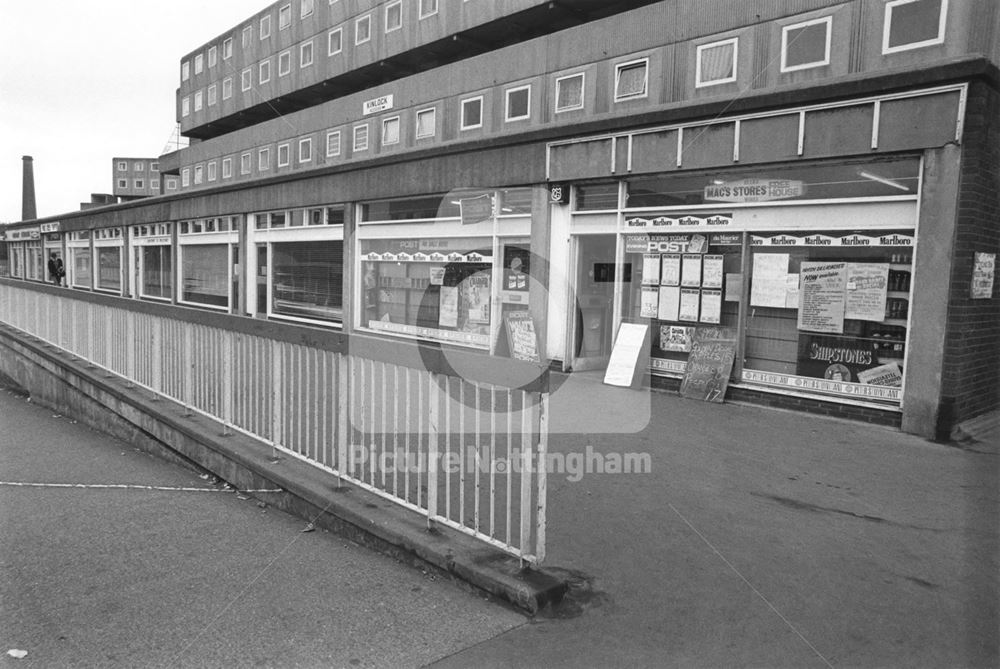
[704,179,804,203]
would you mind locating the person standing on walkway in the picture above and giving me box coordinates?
[48,252,65,286]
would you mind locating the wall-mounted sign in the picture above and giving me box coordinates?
[39,222,61,233]
[362,94,394,115]
[704,179,805,203]
[625,233,708,254]
[549,183,570,204]
[625,214,732,230]
[752,234,915,247]
[460,195,494,225]
[8,227,40,241]
[972,252,996,299]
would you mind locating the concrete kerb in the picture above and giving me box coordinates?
[0,324,567,615]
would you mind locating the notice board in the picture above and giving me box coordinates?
[603,323,650,388]
[679,327,737,402]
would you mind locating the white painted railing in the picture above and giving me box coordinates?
[0,281,548,563]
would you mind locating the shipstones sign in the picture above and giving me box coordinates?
[679,327,737,402]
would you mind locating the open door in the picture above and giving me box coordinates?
[569,234,619,371]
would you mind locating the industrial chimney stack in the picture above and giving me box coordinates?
[21,156,38,221]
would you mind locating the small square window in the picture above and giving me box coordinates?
[194,54,204,74]
[241,68,252,92]
[151,179,160,190]
[326,130,342,157]
[208,84,217,105]
[279,50,291,75]
[261,14,271,39]
[222,37,233,59]
[415,108,436,139]
[182,96,191,117]
[614,59,648,101]
[117,161,127,171]
[460,96,483,130]
[356,14,372,44]
[696,38,738,87]
[419,0,438,19]
[223,77,233,99]
[279,4,292,29]
[241,153,252,175]
[301,0,315,19]
[134,162,144,171]
[182,168,191,187]
[781,16,832,72]
[505,85,530,122]
[260,59,271,83]
[299,138,313,163]
[353,124,369,151]
[207,162,217,181]
[385,1,402,32]
[382,116,400,145]
[883,0,947,54]
[181,61,190,81]
[208,46,217,67]
[242,25,253,48]
[555,72,584,112]
[329,28,343,55]
[222,158,233,179]
[194,90,203,111]
[167,177,178,190]
[301,41,314,67]
[117,179,128,188]
[135,179,145,189]
[151,162,159,172]
[278,143,291,166]
[259,147,271,171]
[193,166,203,185]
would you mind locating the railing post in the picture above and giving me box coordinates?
[222,330,233,435]
[104,311,114,375]
[535,392,549,565]
[125,311,135,388]
[519,391,533,565]
[336,353,349,487]
[427,371,439,528]
[151,318,162,399]
[183,323,194,416]
[271,339,283,459]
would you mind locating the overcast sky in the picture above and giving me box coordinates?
[0,1,264,223]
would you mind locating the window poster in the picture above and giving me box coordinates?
[660,325,694,352]
[784,274,800,308]
[750,253,790,308]
[679,288,701,322]
[681,254,703,287]
[639,286,659,318]
[972,252,996,299]
[642,254,661,285]
[461,273,491,324]
[844,263,889,321]
[857,361,903,387]
[439,286,459,327]
[700,290,722,324]
[658,285,680,321]
[797,262,847,334]
[702,255,724,289]
[661,254,681,286]
[725,272,743,302]
[429,266,446,286]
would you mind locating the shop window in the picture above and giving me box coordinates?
[385,1,402,32]
[883,0,947,53]
[326,130,342,157]
[261,14,272,39]
[141,245,172,299]
[279,4,292,29]
[361,195,460,222]
[208,84,217,105]
[241,68,252,92]
[223,77,233,99]
[419,0,438,19]
[415,108,436,139]
[781,16,832,72]
[328,27,343,55]
[555,72,585,112]
[278,143,291,166]
[299,137,313,163]
[222,37,232,60]
[614,59,648,101]
[382,116,400,146]
[460,96,483,130]
[354,124,369,152]
[222,158,232,179]
[194,53,203,74]
[505,85,530,122]
[301,40,314,67]
[208,45,217,67]
[696,38,738,87]
[576,182,619,210]
[260,59,271,84]
[279,50,291,76]
[96,247,122,292]
[272,241,344,321]
[71,248,92,289]
[356,14,372,44]
[181,245,229,308]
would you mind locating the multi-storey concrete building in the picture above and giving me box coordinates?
[2,0,998,440]
[111,158,166,201]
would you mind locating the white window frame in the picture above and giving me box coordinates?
[193,165,203,185]
[260,59,271,84]
[223,77,233,99]
[554,72,585,113]
[222,158,233,179]
[241,152,252,175]
[385,1,403,32]
[208,45,217,67]
[222,37,233,59]
[504,85,531,122]
[151,162,159,172]
[695,37,739,87]
[279,4,292,29]
[301,0,315,19]
[780,16,832,73]
[415,107,436,139]
[259,147,271,171]
[194,54,203,75]
[208,84,217,106]
[117,161,127,171]
[182,168,191,188]
[150,179,159,190]
[167,177,178,190]
[460,95,484,131]
[279,50,292,76]
[298,138,313,163]
[419,0,438,19]
[326,130,342,157]
[242,25,253,48]
[328,27,343,55]
[118,179,128,189]
[261,14,272,39]
[300,40,314,67]
[207,161,217,182]
[135,162,144,171]
[356,14,372,44]
[181,61,190,81]
[194,90,203,111]
[614,58,649,102]
[353,124,369,152]
[382,116,401,145]
[135,178,145,189]
[241,67,252,92]
[882,0,948,54]
[182,96,191,117]
[278,143,291,167]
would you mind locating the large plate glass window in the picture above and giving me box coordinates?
[178,217,240,310]
[94,227,123,293]
[134,223,173,301]
[67,231,91,289]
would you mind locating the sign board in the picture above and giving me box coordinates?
[39,222,61,233]
[549,183,570,204]
[460,195,494,225]
[498,310,540,363]
[362,94,394,115]
[679,327,737,402]
[8,227,40,241]
[704,178,804,203]
[972,252,996,299]
[796,335,877,383]
[604,323,650,388]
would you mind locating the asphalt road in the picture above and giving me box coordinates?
[0,386,524,669]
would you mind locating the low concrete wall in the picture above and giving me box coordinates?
[0,324,566,614]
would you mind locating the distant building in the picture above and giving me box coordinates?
[111,158,168,201]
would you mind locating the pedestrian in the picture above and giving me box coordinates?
[48,252,65,286]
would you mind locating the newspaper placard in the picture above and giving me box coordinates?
[856,362,903,387]
[702,255,724,289]
[661,254,681,286]
[798,262,847,334]
[750,253,790,308]
[679,288,701,322]
[972,252,996,299]
[639,287,659,318]
[845,263,889,321]
[659,325,694,352]
[681,254,703,287]
[642,254,661,285]
[700,290,722,324]
[658,285,680,321]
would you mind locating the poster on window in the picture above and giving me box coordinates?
[700,290,722,324]
[702,255,724,289]
[750,253,790,308]
[660,325,694,352]
[439,286,459,327]
[681,255,702,287]
[972,252,996,299]
[857,361,903,387]
[844,263,889,321]
[640,286,659,318]
[642,254,661,285]
[661,254,681,286]
[798,262,847,334]
[679,288,701,322]
[461,273,491,324]
[658,285,680,321]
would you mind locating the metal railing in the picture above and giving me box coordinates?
[0,280,548,563]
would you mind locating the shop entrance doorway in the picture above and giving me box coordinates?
[569,234,619,371]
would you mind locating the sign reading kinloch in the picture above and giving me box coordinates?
[363,94,394,115]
